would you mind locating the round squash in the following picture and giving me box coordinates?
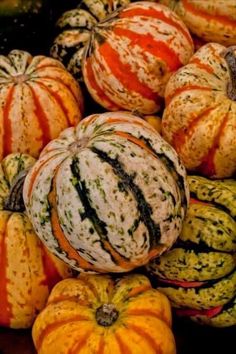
[23,111,189,273]
[159,0,236,46]
[162,43,236,179]
[51,1,193,113]
[0,49,84,159]
[32,273,176,354]
[0,153,72,329]
[147,176,236,327]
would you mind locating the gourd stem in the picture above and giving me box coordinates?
[223,46,236,101]
[4,169,29,212]
[96,304,119,327]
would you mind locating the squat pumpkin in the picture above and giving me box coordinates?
[0,153,72,329]
[162,43,236,179]
[23,111,189,273]
[32,273,176,354]
[0,49,83,159]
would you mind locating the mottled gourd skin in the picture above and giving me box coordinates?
[51,0,133,82]
[51,1,193,113]
[23,111,189,274]
[162,43,236,179]
[147,176,236,327]
[159,0,236,46]
[0,153,72,329]
[0,50,84,159]
[32,273,176,354]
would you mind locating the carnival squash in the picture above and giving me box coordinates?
[147,176,236,327]
[162,43,236,179]
[23,111,189,273]
[159,0,236,46]
[51,1,193,113]
[0,49,84,159]
[32,273,176,354]
[0,153,72,329]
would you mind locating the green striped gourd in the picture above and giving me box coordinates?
[23,111,189,274]
[147,176,236,327]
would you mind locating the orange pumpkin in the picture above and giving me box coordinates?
[162,43,236,179]
[0,153,72,329]
[159,0,236,46]
[82,1,194,114]
[32,273,176,354]
[0,50,84,159]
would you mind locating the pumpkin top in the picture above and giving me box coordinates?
[0,153,35,211]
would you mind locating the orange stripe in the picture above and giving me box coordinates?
[82,114,100,128]
[39,245,63,291]
[3,85,14,157]
[34,81,72,126]
[27,153,62,200]
[182,0,236,28]
[35,75,84,115]
[105,117,156,132]
[0,215,12,327]
[69,330,93,354]
[115,131,156,158]
[190,57,214,74]
[196,111,229,177]
[35,316,90,351]
[99,42,160,103]
[28,84,51,148]
[190,198,212,207]
[120,6,193,46]
[127,284,152,298]
[48,170,103,272]
[84,58,120,110]
[114,27,182,71]
[165,85,212,105]
[115,333,132,354]
[128,324,162,353]
[35,64,63,71]
[172,105,220,153]
[127,308,170,325]
[97,337,105,354]
[102,241,136,271]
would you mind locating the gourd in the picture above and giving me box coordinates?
[0,49,84,160]
[32,273,176,354]
[0,153,72,329]
[162,43,236,178]
[23,111,189,273]
[147,176,236,327]
[51,1,193,113]
[159,0,236,46]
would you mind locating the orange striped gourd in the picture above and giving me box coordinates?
[160,0,236,46]
[0,50,84,159]
[162,43,236,179]
[23,111,189,273]
[0,153,72,329]
[51,1,193,114]
[32,273,176,354]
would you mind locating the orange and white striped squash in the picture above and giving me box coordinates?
[0,153,72,329]
[32,273,176,354]
[23,111,189,274]
[82,1,193,114]
[159,0,236,46]
[0,50,84,160]
[162,43,236,179]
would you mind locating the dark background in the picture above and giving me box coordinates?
[0,1,235,353]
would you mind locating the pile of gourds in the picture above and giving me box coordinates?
[0,1,235,353]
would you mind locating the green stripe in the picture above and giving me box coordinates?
[91,147,162,248]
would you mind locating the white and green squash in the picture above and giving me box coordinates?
[147,176,236,327]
